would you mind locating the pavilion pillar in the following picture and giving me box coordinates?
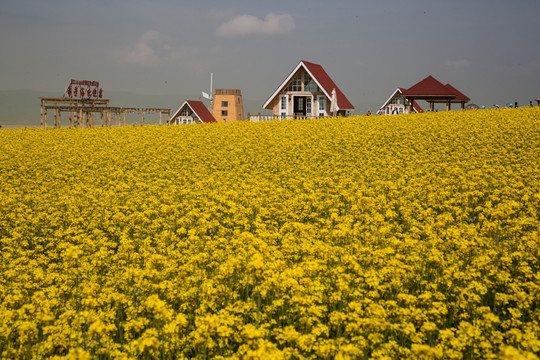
[446,99,451,111]
[40,100,44,127]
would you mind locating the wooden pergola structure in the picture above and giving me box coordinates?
[403,75,470,112]
[39,97,171,128]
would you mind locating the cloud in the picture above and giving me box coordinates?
[217,13,295,37]
[442,59,471,70]
[118,30,183,66]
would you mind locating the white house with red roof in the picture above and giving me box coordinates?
[262,60,354,118]
[169,100,217,125]
[380,88,424,115]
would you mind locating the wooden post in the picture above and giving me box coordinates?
[123,112,126,126]
[159,111,162,125]
[446,99,451,111]
[141,111,145,125]
[58,109,62,128]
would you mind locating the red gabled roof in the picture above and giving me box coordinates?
[445,83,470,102]
[404,75,456,97]
[301,60,354,110]
[186,100,217,123]
[263,60,354,110]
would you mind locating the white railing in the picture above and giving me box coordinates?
[247,114,326,121]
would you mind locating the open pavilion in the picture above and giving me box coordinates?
[403,75,470,112]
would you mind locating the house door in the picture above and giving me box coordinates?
[293,96,307,116]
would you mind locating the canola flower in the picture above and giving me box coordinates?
[0,108,539,359]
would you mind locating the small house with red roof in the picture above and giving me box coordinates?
[402,75,470,112]
[380,88,423,115]
[169,100,217,125]
[262,60,354,118]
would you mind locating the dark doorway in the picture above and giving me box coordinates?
[293,96,307,116]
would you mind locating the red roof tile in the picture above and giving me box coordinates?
[445,83,470,102]
[404,75,456,97]
[302,60,355,110]
[186,100,217,123]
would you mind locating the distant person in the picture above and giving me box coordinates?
[366,110,372,116]
[531,101,534,107]
[392,108,398,115]
[515,102,518,108]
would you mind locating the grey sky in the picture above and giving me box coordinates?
[1,0,539,113]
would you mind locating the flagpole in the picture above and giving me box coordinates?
[210,72,213,111]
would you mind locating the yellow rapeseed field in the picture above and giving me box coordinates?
[0,108,539,359]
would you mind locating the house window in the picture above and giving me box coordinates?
[304,78,320,92]
[285,68,321,92]
[318,96,326,111]
[280,95,288,114]
[222,101,228,107]
[287,73,303,92]
[221,110,228,116]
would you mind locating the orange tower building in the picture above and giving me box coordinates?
[212,89,244,122]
